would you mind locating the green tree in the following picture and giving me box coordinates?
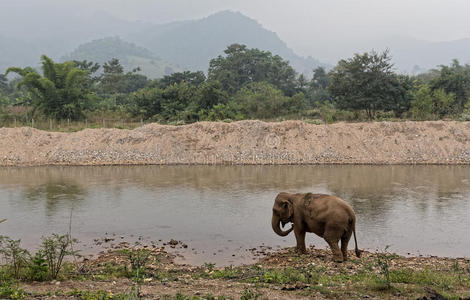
[433,88,456,117]
[158,71,206,89]
[208,44,297,96]
[129,87,164,119]
[233,82,289,119]
[306,67,333,106]
[6,55,91,120]
[430,59,470,113]
[328,50,405,119]
[195,80,229,110]
[410,85,434,120]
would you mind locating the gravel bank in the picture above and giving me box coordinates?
[0,120,469,166]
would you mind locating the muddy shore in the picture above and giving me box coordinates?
[0,120,469,166]
[14,245,470,300]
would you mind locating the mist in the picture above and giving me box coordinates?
[2,0,470,71]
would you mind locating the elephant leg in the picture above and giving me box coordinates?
[294,228,307,254]
[341,230,352,261]
[324,227,343,262]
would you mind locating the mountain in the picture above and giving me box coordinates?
[383,36,470,73]
[126,11,327,74]
[62,37,181,78]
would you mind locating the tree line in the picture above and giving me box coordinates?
[1,44,470,125]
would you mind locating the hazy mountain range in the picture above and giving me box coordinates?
[2,9,470,77]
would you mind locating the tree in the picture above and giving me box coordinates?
[233,82,289,119]
[100,58,124,101]
[306,67,333,106]
[410,85,434,120]
[429,59,470,113]
[409,84,456,120]
[158,71,206,89]
[130,87,164,119]
[6,55,91,120]
[208,44,297,96]
[195,80,229,110]
[328,50,405,119]
[99,58,148,105]
[0,74,7,92]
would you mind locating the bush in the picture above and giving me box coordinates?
[0,237,30,279]
[40,234,78,279]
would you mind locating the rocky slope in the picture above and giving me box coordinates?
[0,121,469,166]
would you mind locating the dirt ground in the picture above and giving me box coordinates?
[19,246,470,300]
[0,120,469,166]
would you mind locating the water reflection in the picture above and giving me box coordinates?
[23,180,86,216]
[0,165,469,262]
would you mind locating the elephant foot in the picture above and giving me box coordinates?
[296,247,307,254]
[332,255,344,263]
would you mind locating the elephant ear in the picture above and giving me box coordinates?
[282,197,294,217]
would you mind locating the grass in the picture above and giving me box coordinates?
[0,241,469,299]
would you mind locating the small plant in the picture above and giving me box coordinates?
[0,279,26,299]
[204,262,215,272]
[240,289,260,300]
[0,237,30,279]
[375,245,394,290]
[119,248,152,280]
[40,233,78,279]
[28,251,49,281]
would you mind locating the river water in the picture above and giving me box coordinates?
[0,165,469,265]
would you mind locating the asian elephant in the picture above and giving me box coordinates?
[271,192,360,262]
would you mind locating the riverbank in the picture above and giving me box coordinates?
[7,246,470,300]
[0,120,469,166]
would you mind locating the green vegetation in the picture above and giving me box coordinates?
[0,234,76,282]
[2,45,470,129]
[0,236,468,299]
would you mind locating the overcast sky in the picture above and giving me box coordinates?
[2,0,470,63]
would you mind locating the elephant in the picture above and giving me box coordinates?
[271,192,360,262]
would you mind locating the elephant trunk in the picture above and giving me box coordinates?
[272,215,293,237]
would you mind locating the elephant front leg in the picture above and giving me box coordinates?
[294,228,307,254]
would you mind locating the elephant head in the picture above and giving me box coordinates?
[271,192,294,236]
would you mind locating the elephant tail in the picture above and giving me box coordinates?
[353,223,361,258]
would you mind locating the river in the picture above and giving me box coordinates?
[0,165,469,265]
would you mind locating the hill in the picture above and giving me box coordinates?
[63,37,181,78]
[126,11,327,75]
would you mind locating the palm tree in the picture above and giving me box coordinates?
[6,55,91,120]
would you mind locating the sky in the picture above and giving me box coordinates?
[2,0,470,63]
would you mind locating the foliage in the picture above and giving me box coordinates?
[329,50,408,119]
[28,251,49,281]
[429,59,470,112]
[40,233,77,279]
[410,85,456,119]
[233,82,290,119]
[0,279,26,299]
[374,246,397,290]
[6,55,92,120]
[0,237,30,279]
[208,44,297,96]
[121,248,151,280]
[3,46,470,125]
[410,85,435,120]
[158,71,206,89]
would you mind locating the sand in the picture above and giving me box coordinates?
[0,120,469,166]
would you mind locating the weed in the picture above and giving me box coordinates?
[0,237,30,279]
[204,262,216,272]
[28,251,48,281]
[374,246,394,290]
[0,279,26,299]
[240,289,260,300]
[67,289,129,300]
[40,233,78,279]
